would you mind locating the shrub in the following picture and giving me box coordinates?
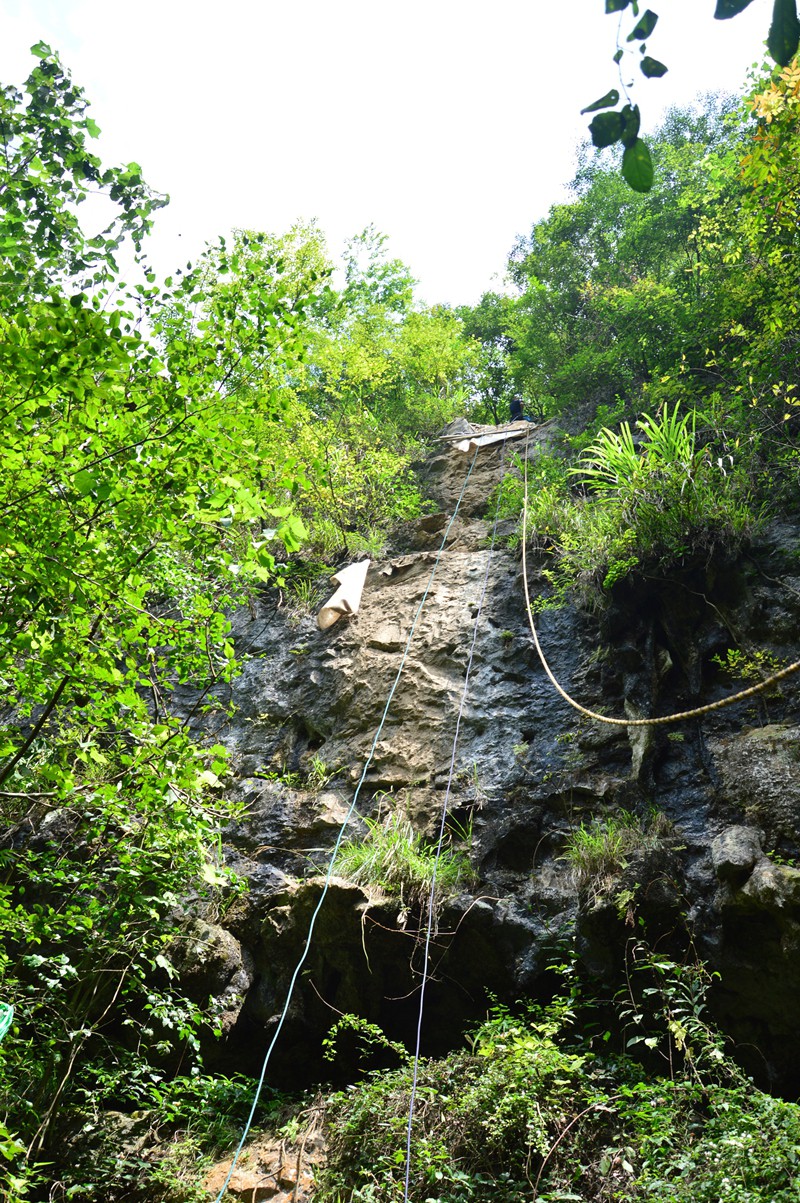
[317,984,800,1203]
[498,408,758,601]
[563,404,758,591]
[318,1003,589,1203]
[490,453,571,551]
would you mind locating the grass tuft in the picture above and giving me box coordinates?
[332,811,474,911]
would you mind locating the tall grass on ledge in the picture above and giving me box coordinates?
[332,812,474,911]
[562,808,674,900]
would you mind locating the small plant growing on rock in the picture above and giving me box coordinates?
[562,808,674,901]
[332,811,474,911]
[305,754,334,789]
[711,646,785,687]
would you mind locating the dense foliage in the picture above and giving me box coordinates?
[478,69,800,600]
[319,961,800,1202]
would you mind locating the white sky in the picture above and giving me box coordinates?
[2,0,774,306]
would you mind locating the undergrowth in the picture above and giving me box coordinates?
[317,959,800,1203]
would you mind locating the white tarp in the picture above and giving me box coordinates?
[455,424,530,454]
[317,559,371,630]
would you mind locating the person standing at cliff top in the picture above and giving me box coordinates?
[510,397,534,422]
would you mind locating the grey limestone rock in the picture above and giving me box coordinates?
[711,825,764,886]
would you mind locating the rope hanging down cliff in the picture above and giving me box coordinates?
[212,449,482,1203]
[520,435,800,726]
[402,444,508,1203]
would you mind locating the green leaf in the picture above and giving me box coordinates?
[622,138,654,191]
[641,55,668,77]
[581,89,620,115]
[200,862,228,885]
[73,470,96,496]
[613,48,624,63]
[768,0,800,64]
[621,104,641,147]
[30,40,51,57]
[85,118,101,138]
[589,111,624,148]
[714,0,756,16]
[627,8,658,39]
[606,0,631,10]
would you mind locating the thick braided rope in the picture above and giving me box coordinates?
[521,435,800,726]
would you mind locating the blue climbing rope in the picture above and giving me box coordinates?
[213,448,481,1202]
[402,446,507,1203]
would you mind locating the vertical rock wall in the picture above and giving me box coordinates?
[187,423,800,1093]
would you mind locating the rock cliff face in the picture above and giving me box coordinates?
[185,423,800,1094]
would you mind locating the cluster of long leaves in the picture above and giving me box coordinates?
[503,405,759,599]
[566,403,756,585]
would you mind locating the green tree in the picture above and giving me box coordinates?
[459,292,517,423]
[0,42,166,301]
[0,47,311,1194]
[505,100,747,427]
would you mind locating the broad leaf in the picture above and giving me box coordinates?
[627,9,658,40]
[581,89,620,114]
[605,0,631,10]
[73,470,97,497]
[621,138,654,191]
[621,104,641,147]
[714,0,756,16]
[641,55,668,77]
[589,111,624,148]
[767,0,800,64]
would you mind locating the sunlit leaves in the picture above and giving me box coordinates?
[0,46,167,303]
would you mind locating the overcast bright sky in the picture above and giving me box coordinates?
[2,0,775,306]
